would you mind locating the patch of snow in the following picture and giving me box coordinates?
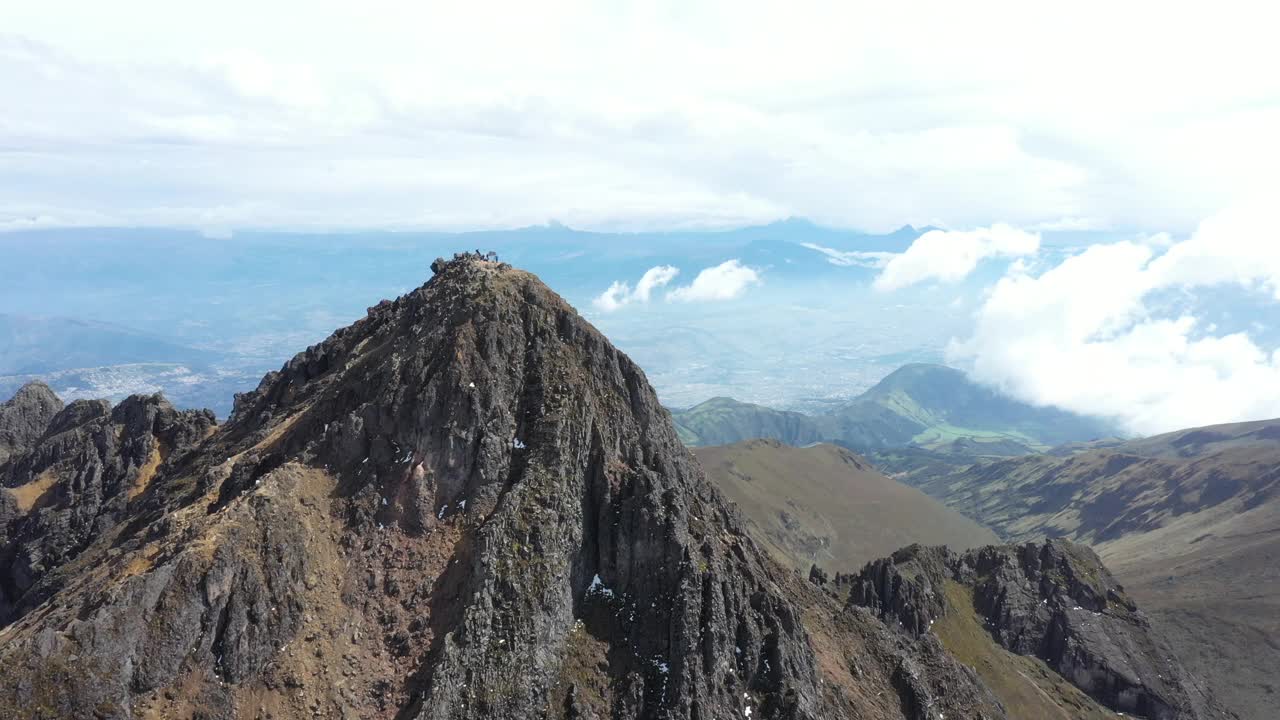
[438,504,448,520]
[587,574,615,599]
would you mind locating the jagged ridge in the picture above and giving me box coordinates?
[847,539,1231,720]
[0,388,214,621]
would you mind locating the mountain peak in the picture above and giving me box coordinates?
[0,380,63,465]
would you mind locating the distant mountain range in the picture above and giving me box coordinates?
[673,363,1118,455]
[892,418,1280,720]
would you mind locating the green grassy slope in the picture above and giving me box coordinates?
[671,397,823,447]
[933,581,1116,720]
[672,363,1117,457]
[825,363,1116,451]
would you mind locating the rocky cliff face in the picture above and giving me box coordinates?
[849,540,1229,720]
[0,387,215,622]
[0,382,63,465]
[0,255,1011,720]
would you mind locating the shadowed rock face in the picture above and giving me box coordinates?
[849,540,1230,720]
[0,390,215,621]
[0,382,63,465]
[0,255,1007,720]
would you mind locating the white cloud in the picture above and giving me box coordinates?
[668,260,761,302]
[634,265,681,302]
[949,203,1280,434]
[873,224,1041,291]
[800,243,896,268]
[0,1,1278,231]
[593,265,680,312]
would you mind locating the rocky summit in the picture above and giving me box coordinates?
[0,254,1220,719]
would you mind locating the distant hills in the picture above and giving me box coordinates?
[895,418,1280,720]
[694,439,998,572]
[673,363,1118,455]
[672,397,824,447]
[0,314,272,419]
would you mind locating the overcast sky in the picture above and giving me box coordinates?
[3,0,1277,233]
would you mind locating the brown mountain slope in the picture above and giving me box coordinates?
[896,419,1280,720]
[694,439,999,573]
[0,255,1012,720]
[697,440,1231,719]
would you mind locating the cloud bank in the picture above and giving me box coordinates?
[949,203,1280,434]
[668,260,762,302]
[594,260,761,311]
[873,224,1041,291]
[2,0,1279,231]
[593,265,679,312]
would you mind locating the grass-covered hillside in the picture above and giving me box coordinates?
[694,439,998,573]
[673,363,1117,456]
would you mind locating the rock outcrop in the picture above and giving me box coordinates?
[0,255,1008,720]
[0,382,63,465]
[849,540,1229,720]
[0,390,215,621]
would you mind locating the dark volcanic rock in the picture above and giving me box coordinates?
[0,390,215,622]
[848,539,1229,720]
[849,545,950,638]
[0,255,1006,720]
[0,382,62,465]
